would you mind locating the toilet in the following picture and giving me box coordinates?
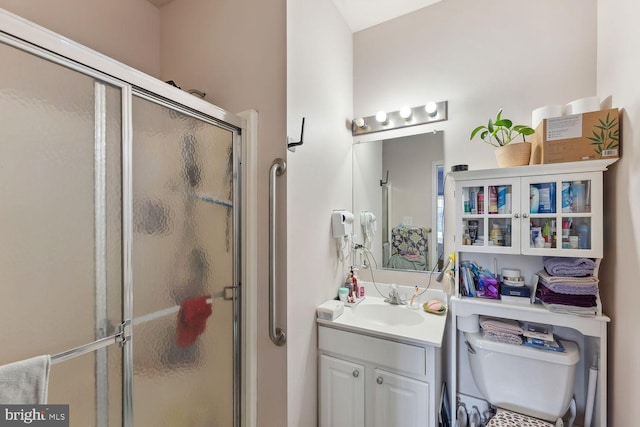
[464,331,579,426]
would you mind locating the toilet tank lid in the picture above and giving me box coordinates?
[465,331,579,365]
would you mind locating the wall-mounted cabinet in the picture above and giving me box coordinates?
[455,161,610,258]
[449,159,616,427]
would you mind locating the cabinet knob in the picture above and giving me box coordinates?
[376,376,383,384]
[522,213,529,218]
[514,213,520,219]
[352,370,359,378]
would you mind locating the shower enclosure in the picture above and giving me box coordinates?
[0,11,242,426]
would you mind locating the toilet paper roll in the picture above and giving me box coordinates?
[531,105,564,129]
[457,314,480,333]
[565,96,600,115]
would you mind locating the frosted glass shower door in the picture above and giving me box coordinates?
[0,40,123,425]
[131,96,237,426]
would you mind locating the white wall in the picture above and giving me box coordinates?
[596,0,640,424]
[286,0,353,425]
[354,0,597,279]
[0,0,160,77]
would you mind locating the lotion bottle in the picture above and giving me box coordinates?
[530,185,540,214]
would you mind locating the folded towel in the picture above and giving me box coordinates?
[479,316,524,335]
[537,270,599,295]
[0,355,50,404]
[177,296,213,347]
[543,257,596,277]
[537,284,597,307]
[482,330,523,346]
[541,301,597,317]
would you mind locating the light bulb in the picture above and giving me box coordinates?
[425,102,438,116]
[354,117,366,128]
[399,106,412,120]
[375,111,388,124]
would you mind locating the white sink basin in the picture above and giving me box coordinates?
[316,294,448,347]
[352,303,423,326]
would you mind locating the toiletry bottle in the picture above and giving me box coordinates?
[490,224,503,246]
[477,189,485,214]
[463,188,471,213]
[489,186,498,214]
[535,233,546,248]
[504,224,511,247]
[344,272,354,297]
[351,269,359,299]
[530,185,540,214]
[562,182,572,213]
[578,222,590,249]
[497,186,507,214]
[543,222,550,243]
[571,181,585,213]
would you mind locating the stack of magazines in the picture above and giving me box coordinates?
[522,322,565,352]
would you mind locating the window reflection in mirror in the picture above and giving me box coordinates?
[353,131,444,273]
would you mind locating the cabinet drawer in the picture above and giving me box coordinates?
[319,326,428,377]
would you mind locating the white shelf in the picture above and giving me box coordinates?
[450,158,617,181]
[452,296,609,337]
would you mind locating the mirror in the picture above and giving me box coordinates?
[353,131,444,273]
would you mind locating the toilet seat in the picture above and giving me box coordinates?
[486,409,556,427]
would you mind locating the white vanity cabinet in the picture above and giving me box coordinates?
[319,354,365,427]
[318,325,441,427]
[454,160,613,258]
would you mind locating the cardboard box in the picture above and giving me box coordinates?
[530,108,620,164]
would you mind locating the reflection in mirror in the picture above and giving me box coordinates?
[353,131,444,273]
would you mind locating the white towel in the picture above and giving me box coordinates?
[0,355,50,404]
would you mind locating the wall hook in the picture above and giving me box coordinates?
[380,170,389,186]
[287,117,305,152]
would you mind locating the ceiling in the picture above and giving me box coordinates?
[147,0,174,8]
[146,0,441,33]
[331,0,442,32]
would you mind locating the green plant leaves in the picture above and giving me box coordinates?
[469,109,534,147]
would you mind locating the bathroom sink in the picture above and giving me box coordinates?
[316,293,448,347]
[352,304,423,326]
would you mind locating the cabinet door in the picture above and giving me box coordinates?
[319,354,365,427]
[372,369,429,427]
[521,172,602,257]
[457,178,520,254]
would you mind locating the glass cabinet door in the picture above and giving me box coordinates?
[458,178,520,253]
[521,172,602,257]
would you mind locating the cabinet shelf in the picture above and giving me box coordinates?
[452,296,609,337]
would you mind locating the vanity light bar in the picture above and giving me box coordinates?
[352,101,448,136]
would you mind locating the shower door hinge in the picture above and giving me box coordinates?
[116,320,132,347]
[224,285,240,301]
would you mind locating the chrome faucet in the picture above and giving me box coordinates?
[385,284,406,305]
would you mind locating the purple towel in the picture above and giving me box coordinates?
[543,257,596,277]
[537,270,599,295]
[537,284,596,307]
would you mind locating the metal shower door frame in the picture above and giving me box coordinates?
[0,9,244,427]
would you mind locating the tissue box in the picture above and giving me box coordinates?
[530,108,620,164]
[316,300,344,321]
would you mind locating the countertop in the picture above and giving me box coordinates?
[316,295,448,348]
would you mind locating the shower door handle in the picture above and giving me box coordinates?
[269,158,287,346]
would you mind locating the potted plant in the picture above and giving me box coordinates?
[470,109,535,167]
